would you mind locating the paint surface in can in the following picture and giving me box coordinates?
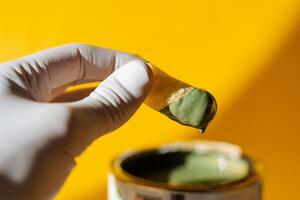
[121,151,250,185]
[109,141,262,200]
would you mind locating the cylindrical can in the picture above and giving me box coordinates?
[108,140,262,200]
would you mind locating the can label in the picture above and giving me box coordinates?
[108,173,262,200]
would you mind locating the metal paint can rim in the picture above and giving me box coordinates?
[110,140,263,193]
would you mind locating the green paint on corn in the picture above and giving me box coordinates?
[160,88,217,132]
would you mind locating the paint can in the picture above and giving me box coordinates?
[108,140,262,200]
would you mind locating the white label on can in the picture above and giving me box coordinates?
[108,173,262,200]
[108,174,122,200]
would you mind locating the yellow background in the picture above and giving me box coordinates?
[1,0,300,199]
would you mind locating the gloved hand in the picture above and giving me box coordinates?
[0,43,152,200]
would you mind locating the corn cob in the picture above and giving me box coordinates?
[144,63,217,133]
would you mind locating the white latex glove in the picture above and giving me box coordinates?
[0,43,152,200]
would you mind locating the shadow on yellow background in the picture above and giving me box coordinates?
[199,16,300,200]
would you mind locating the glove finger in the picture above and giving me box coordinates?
[0,43,138,102]
[61,60,152,156]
